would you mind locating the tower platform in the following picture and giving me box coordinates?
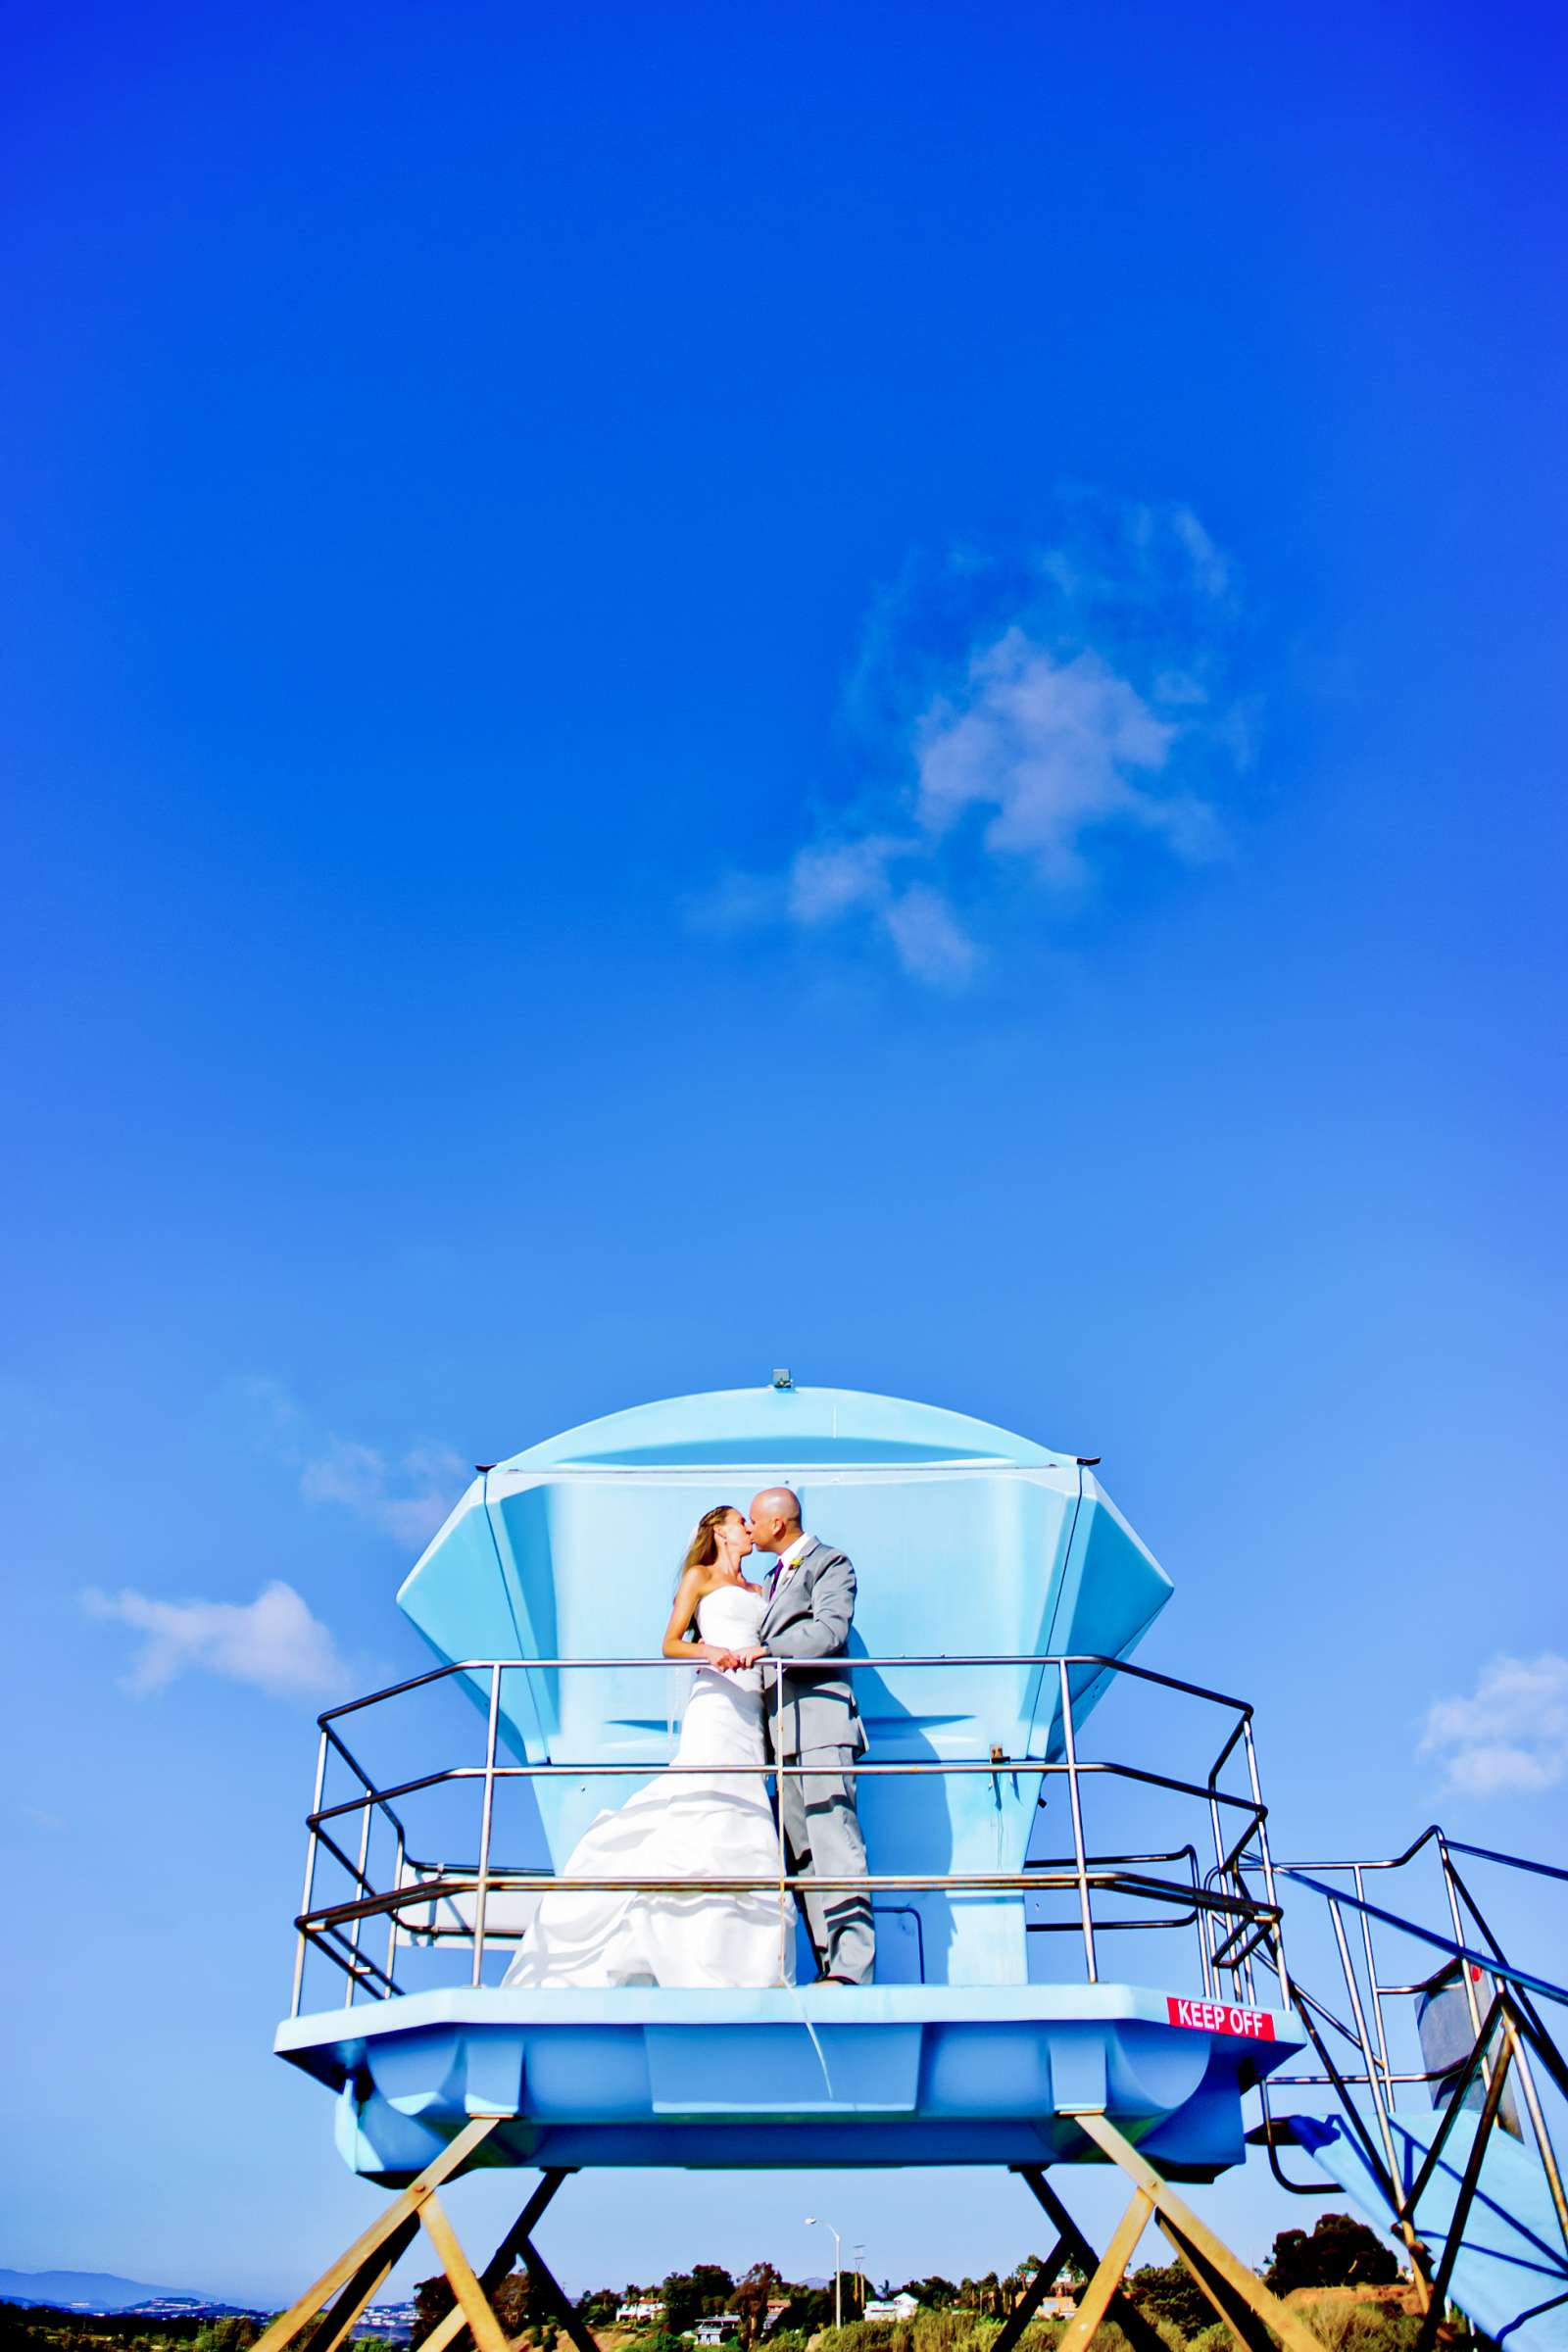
[276,1981,1304,2184]
[256,1389,1566,2352]
[279,1381,1295,2197]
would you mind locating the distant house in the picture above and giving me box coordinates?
[617,2302,664,2327]
[1033,2278,1080,2321]
[863,2296,920,2324]
[692,2318,743,2345]
[763,2302,791,2333]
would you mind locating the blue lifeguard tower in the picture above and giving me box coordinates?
[259,1383,1568,2352]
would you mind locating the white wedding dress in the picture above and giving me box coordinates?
[502,1584,794,1988]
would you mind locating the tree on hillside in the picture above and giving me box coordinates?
[193,2323,259,2352]
[1010,2258,1062,2295]
[773,2287,832,2334]
[733,2264,785,2349]
[659,2269,735,2337]
[1129,2260,1217,2335]
[896,2279,958,2311]
[492,2272,555,2345]
[572,2288,622,2331]
[1265,2214,1398,2294]
[414,2264,557,2350]
[412,2276,454,2350]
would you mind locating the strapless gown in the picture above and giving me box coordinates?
[502,1584,794,1987]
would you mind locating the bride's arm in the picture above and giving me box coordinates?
[662,1568,738,1667]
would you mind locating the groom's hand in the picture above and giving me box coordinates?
[733,1646,764,1667]
[710,1647,743,1671]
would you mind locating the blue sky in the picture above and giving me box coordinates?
[3,0,1566,2311]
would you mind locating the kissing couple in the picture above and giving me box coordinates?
[503,1489,875,1989]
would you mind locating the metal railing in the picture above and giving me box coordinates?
[1234,1824,1568,2328]
[286,1649,1288,2018]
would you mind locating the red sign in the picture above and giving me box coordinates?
[1166,1995,1275,2040]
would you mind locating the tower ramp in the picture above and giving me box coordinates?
[1293,2106,1568,2352]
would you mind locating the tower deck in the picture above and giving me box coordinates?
[277,1979,1302,2185]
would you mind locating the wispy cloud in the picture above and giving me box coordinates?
[83,1579,346,1700]
[14,1801,67,1834]
[1419,1653,1568,1797]
[230,1375,466,1548]
[707,498,1252,985]
[300,1436,468,1547]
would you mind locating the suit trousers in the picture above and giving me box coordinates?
[778,1743,875,1984]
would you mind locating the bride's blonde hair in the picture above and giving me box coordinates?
[679,1503,736,1582]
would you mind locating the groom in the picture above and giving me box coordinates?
[743,1488,875,1985]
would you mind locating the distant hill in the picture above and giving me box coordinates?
[0,2275,212,2313]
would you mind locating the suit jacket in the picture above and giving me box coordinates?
[758,1536,866,1760]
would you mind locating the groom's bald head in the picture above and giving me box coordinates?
[750,1488,802,1553]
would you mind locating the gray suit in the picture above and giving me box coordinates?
[759,1537,875,1984]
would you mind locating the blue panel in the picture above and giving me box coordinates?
[393,1386,1172,1989]
[285,1387,1234,2190]
[509,1387,1060,1470]
[279,1985,1304,2186]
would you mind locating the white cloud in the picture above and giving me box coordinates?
[882,884,977,986]
[1419,1653,1568,1797]
[233,1372,302,1446]
[788,834,908,925]
[227,1374,466,1549]
[83,1579,346,1700]
[718,501,1249,986]
[915,632,1209,885]
[301,1435,468,1547]
[15,1801,67,1833]
[1169,505,1231,599]
[783,836,977,987]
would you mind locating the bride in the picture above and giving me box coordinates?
[502,1504,794,1987]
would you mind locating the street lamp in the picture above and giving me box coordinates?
[805,2217,844,2330]
[852,2248,867,2316]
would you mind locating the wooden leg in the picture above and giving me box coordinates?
[989,2234,1067,2352]
[1154,2215,1276,2352]
[251,2117,505,2352]
[1074,2111,1328,2352]
[419,2194,513,2352]
[1055,2190,1155,2352]
[1013,2167,1170,2352]
[511,2229,604,2352]
[300,2217,422,2352]
[418,2171,576,2352]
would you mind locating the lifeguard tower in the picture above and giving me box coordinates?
[258,1383,1568,2352]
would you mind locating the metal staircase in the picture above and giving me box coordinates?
[1246,1831,1568,2352]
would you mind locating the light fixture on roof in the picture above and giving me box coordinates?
[771,1367,794,1389]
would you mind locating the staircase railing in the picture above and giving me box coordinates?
[1239,1827,1568,2342]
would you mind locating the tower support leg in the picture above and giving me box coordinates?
[1071,2111,1328,2352]
[988,2233,1069,2352]
[416,2192,514,2352]
[419,2170,580,2352]
[1152,2215,1279,2352]
[298,2216,422,2352]
[1011,2168,1170,2352]
[250,2118,508,2352]
[1055,2189,1155,2352]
